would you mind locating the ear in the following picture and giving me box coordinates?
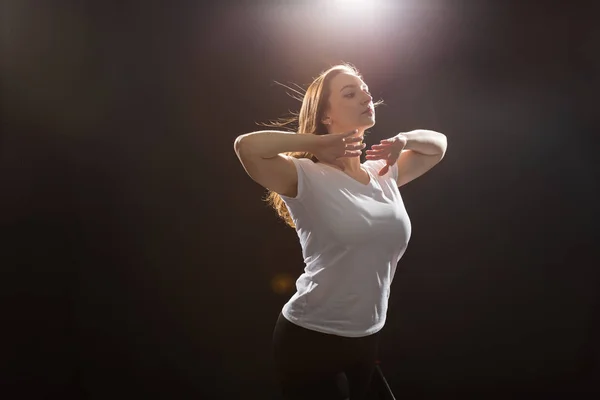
[322,115,332,125]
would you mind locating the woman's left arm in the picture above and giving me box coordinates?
[365,129,447,187]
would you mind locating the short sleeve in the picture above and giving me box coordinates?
[278,156,315,202]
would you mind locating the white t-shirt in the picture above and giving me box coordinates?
[279,157,412,337]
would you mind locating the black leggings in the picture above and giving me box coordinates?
[271,312,380,400]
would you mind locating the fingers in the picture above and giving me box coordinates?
[342,150,362,157]
[365,149,387,158]
[365,148,387,154]
[366,149,399,162]
[344,135,364,143]
[370,143,392,149]
[345,142,366,151]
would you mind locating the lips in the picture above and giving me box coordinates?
[362,107,374,115]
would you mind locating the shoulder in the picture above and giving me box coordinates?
[278,156,324,201]
[282,155,315,165]
[283,155,323,174]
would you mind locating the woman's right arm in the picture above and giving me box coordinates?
[233,131,317,198]
[234,129,364,197]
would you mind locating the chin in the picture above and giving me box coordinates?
[358,119,375,130]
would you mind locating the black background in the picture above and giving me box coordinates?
[1,0,599,398]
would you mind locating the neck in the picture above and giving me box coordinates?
[323,127,365,173]
[339,156,362,173]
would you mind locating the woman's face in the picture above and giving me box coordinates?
[322,72,375,133]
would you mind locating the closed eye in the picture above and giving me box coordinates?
[344,90,370,98]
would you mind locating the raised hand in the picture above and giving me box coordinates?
[312,129,365,170]
[365,135,407,176]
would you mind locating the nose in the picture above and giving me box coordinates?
[362,90,372,104]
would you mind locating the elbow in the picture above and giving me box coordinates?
[428,131,447,159]
[234,134,253,158]
[233,134,245,155]
[439,133,448,158]
[234,134,263,165]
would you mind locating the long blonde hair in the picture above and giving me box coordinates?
[263,63,379,228]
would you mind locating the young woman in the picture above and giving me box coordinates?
[234,63,447,399]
